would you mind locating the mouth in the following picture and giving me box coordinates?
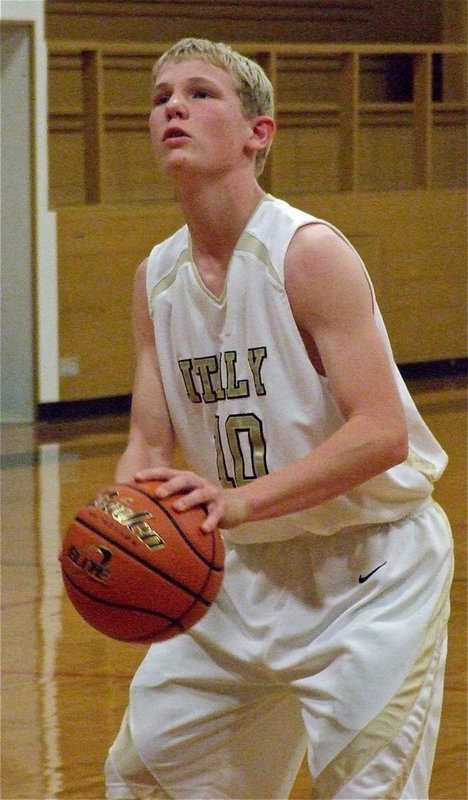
[163,127,189,142]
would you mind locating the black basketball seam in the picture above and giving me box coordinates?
[62,572,185,642]
[74,514,212,606]
[125,629,178,643]
[120,483,224,572]
[121,484,224,611]
[62,570,185,630]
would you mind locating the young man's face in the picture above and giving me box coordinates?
[149,58,257,178]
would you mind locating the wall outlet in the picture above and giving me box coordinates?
[59,356,80,377]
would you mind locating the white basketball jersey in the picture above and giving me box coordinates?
[146,195,447,542]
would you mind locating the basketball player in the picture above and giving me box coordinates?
[105,38,453,799]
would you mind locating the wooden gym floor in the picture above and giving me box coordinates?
[1,373,466,799]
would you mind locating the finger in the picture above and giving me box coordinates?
[156,474,202,499]
[200,500,224,534]
[134,466,177,482]
[172,485,217,511]
[213,494,249,531]
[200,514,219,534]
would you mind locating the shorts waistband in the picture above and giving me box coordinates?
[338,497,435,537]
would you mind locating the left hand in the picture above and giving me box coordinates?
[134,467,249,533]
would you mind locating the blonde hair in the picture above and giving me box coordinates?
[152,38,275,176]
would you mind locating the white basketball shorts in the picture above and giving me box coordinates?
[105,500,453,799]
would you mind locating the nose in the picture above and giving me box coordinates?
[165,95,188,120]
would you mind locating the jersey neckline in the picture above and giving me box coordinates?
[186,193,274,305]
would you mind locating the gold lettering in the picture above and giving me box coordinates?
[178,348,267,405]
[225,413,268,485]
[247,347,267,396]
[224,351,249,399]
[193,356,225,403]
[178,359,202,403]
[129,520,165,550]
[93,491,166,550]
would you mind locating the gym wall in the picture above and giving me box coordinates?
[45,1,467,402]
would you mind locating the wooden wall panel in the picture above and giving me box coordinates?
[56,189,466,401]
[48,53,83,107]
[46,1,441,45]
[49,107,467,205]
[57,203,184,399]
[276,110,449,195]
[294,189,467,365]
[274,125,340,194]
[276,53,410,105]
[47,42,467,206]
[49,131,86,205]
[103,53,154,107]
[358,123,415,191]
[433,115,467,187]
[276,55,339,103]
[104,129,163,204]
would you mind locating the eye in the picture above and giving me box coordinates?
[152,93,170,107]
[192,88,213,99]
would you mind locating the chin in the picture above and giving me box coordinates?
[164,151,194,170]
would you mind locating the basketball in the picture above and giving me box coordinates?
[59,481,225,644]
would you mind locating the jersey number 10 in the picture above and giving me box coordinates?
[214,413,268,487]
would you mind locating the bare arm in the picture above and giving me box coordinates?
[231,224,408,521]
[140,225,408,531]
[115,259,174,482]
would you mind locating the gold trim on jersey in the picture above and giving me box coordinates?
[407,445,447,483]
[236,231,283,287]
[149,249,188,303]
[150,224,283,309]
[185,230,284,306]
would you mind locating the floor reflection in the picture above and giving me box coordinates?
[1,379,466,799]
[1,419,140,799]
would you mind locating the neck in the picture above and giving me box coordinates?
[173,171,265,263]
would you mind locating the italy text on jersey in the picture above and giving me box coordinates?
[178,348,269,488]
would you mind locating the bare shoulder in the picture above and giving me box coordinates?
[284,222,373,329]
[133,257,149,295]
[283,222,407,437]
[286,222,360,274]
[132,257,154,346]
[132,257,150,309]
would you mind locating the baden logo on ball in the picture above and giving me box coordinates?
[59,481,225,644]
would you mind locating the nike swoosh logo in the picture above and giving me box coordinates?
[359,561,387,583]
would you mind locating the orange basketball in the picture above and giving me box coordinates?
[59,481,224,644]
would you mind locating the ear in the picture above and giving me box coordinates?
[246,115,276,155]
